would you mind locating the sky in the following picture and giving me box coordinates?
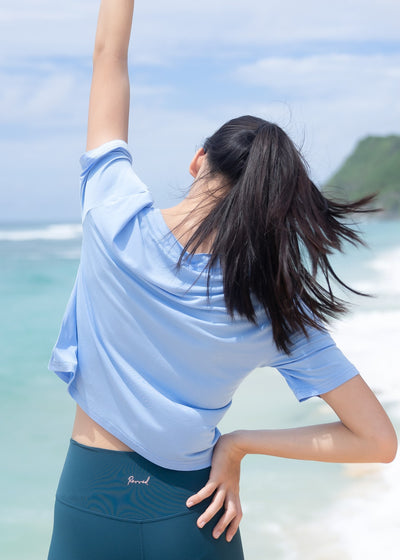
[1,0,400,223]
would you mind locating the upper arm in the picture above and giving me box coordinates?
[85,52,130,152]
[320,375,398,460]
[269,325,397,461]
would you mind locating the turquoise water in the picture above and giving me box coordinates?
[0,219,399,559]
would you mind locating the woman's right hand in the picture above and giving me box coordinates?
[186,432,246,542]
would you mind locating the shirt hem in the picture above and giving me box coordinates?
[68,385,214,472]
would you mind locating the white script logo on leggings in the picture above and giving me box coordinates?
[127,475,151,486]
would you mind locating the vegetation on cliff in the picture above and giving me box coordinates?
[324,135,400,216]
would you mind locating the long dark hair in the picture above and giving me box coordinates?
[175,115,376,353]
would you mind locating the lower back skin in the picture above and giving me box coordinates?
[71,404,134,451]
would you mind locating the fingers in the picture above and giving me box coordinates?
[212,498,242,542]
[196,489,225,528]
[186,481,217,507]
[225,515,242,543]
[189,488,242,542]
[186,477,243,542]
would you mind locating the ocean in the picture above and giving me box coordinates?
[0,218,399,560]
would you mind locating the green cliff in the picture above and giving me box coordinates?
[324,135,400,216]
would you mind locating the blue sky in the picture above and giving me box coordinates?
[1,0,400,222]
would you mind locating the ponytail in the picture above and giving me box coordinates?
[176,115,377,353]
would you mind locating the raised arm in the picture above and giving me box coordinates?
[86,0,135,151]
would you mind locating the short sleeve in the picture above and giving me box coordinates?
[80,139,153,222]
[268,326,360,402]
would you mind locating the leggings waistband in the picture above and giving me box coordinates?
[56,439,212,522]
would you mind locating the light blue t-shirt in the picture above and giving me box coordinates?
[48,139,359,470]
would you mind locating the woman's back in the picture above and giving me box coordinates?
[49,140,360,470]
[47,3,397,558]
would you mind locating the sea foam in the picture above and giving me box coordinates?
[284,241,400,560]
[0,223,82,241]
[352,245,400,296]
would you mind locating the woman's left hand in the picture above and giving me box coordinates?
[186,432,246,542]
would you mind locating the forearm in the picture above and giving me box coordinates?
[231,421,396,464]
[85,0,134,149]
[93,0,135,59]
[188,377,397,541]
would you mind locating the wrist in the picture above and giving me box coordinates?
[225,430,248,461]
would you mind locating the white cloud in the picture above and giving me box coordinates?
[0,61,174,131]
[232,53,400,181]
[234,54,400,99]
[0,70,87,148]
[1,1,400,61]
[1,1,400,221]
[0,3,96,59]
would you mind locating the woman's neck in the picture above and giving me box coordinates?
[160,187,218,254]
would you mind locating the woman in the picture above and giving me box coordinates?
[47,1,397,559]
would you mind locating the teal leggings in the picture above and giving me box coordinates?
[48,439,244,560]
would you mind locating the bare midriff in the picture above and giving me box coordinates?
[71,404,134,451]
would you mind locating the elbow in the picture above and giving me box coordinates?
[373,428,398,464]
[92,44,128,64]
[381,438,398,464]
